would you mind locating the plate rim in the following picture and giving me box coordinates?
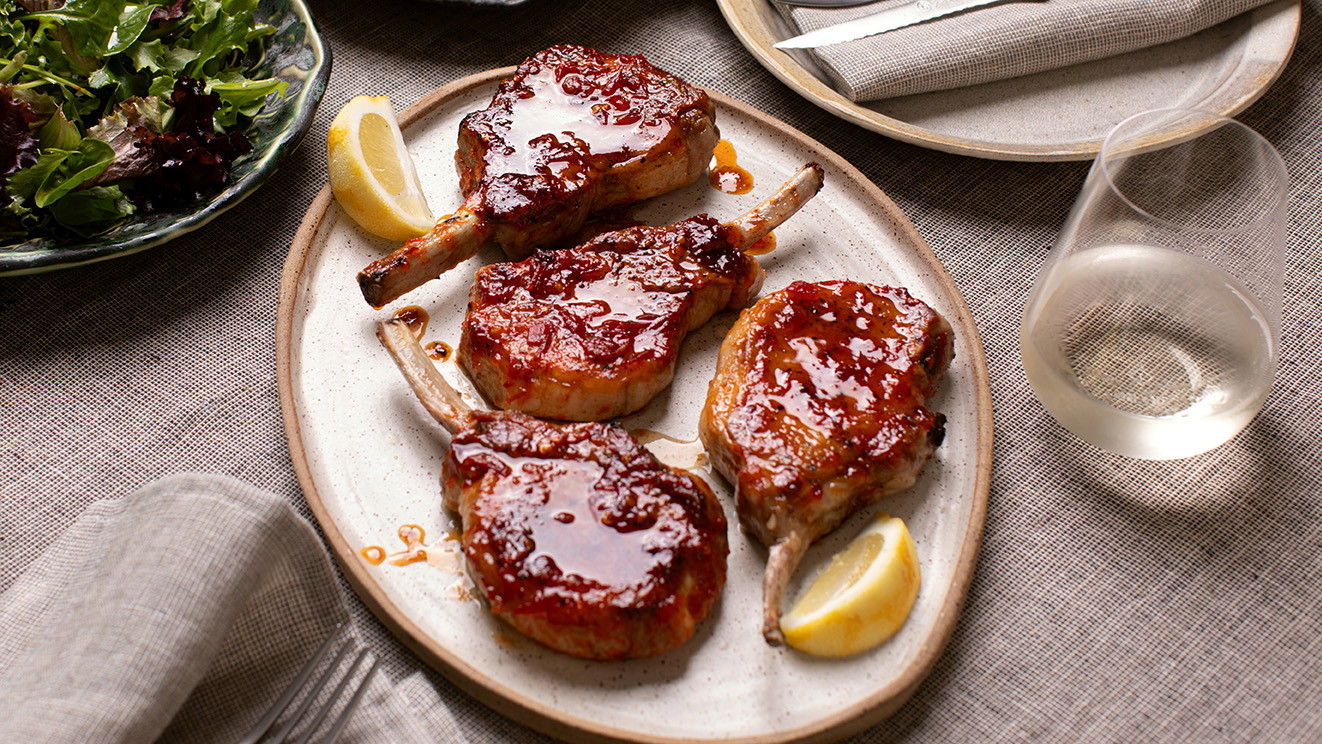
[716,0,1301,162]
[0,0,332,277]
[277,66,993,744]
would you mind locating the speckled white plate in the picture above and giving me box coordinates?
[278,69,992,744]
[718,0,1301,161]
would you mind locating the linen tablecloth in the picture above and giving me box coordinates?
[0,473,463,743]
[3,0,1319,741]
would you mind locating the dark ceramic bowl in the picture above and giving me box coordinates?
[0,0,331,276]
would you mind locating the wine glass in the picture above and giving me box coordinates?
[1020,108,1288,460]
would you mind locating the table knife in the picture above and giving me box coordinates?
[773,0,1017,49]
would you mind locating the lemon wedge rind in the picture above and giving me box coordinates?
[327,95,434,241]
[780,512,921,657]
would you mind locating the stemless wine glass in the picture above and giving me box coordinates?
[1020,108,1288,460]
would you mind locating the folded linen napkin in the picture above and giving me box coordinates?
[776,0,1277,101]
[0,473,465,744]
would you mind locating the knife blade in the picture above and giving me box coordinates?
[773,0,1014,49]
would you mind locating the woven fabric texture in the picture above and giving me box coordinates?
[778,0,1278,101]
[0,474,461,743]
[1,0,1319,741]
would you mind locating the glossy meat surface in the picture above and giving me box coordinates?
[699,280,954,643]
[441,412,729,660]
[458,44,716,235]
[460,215,764,421]
[358,45,718,307]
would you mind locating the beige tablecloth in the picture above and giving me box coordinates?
[2,0,1319,741]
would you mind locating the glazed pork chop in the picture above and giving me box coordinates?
[459,163,824,421]
[358,45,720,308]
[698,280,954,644]
[377,318,728,660]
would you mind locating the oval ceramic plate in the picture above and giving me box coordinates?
[0,0,330,276]
[718,0,1300,161]
[278,69,992,743]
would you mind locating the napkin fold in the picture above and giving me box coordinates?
[777,0,1277,101]
[0,473,465,744]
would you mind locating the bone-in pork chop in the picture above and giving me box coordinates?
[699,280,954,644]
[459,164,823,421]
[377,319,727,660]
[358,45,719,307]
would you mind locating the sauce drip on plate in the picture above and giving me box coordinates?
[746,232,776,256]
[392,306,429,337]
[631,428,710,471]
[708,139,753,195]
[388,524,429,566]
[359,524,464,573]
[426,340,452,361]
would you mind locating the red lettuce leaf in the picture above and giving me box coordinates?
[0,86,39,179]
[130,77,252,210]
[150,0,188,22]
[86,96,167,185]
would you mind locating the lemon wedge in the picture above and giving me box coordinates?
[780,513,921,657]
[327,96,434,241]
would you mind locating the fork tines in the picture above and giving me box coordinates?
[238,628,380,744]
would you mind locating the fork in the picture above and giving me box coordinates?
[237,630,380,744]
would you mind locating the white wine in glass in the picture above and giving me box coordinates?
[1021,109,1287,460]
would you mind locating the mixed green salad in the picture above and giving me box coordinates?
[0,0,288,242]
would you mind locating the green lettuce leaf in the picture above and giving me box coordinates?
[48,184,134,235]
[6,149,65,201]
[127,37,199,73]
[33,138,116,207]
[36,108,80,150]
[29,1,160,58]
[210,77,286,127]
[106,4,158,55]
[186,14,249,77]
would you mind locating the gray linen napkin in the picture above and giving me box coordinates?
[777,0,1277,101]
[0,473,465,744]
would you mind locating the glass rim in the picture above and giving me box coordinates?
[1097,107,1289,237]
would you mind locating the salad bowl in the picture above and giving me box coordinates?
[0,0,330,277]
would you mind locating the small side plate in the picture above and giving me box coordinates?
[718,0,1300,161]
